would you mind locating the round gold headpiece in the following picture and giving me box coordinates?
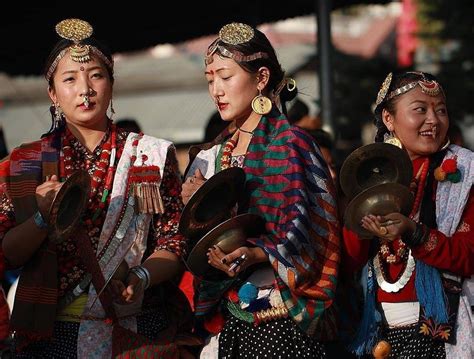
[219,23,254,45]
[56,19,93,43]
[375,72,393,107]
[46,18,113,81]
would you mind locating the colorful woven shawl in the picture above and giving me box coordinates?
[1,132,60,343]
[191,110,341,339]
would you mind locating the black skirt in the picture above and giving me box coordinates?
[218,316,327,359]
[383,325,446,359]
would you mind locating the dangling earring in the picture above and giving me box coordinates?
[54,103,64,129]
[439,138,450,151]
[109,98,115,120]
[384,131,403,148]
[251,89,272,115]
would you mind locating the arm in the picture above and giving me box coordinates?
[1,176,62,266]
[341,227,371,274]
[411,189,474,276]
[122,147,187,301]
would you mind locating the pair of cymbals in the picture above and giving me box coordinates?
[340,143,414,237]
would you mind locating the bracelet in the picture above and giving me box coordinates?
[129,265,151,290]
[33,210,48,230]
[402,222,429,247]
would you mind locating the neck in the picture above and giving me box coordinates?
[235,112,261,135]
[66,121,108,152]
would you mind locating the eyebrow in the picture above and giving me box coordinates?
[409,99,446,106]
[60,65,103,75]
[204,67,229,75]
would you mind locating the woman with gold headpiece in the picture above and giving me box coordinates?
[0,19,193,357]
[343,71,474,358]
[181,22,341,358]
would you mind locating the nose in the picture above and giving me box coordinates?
[211,81,223,100]
[426,108,440,125]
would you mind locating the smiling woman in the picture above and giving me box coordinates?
[342,71,474,358]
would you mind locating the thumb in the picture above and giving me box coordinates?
[194,168,205,179]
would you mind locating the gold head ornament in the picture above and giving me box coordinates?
[205,22,268,65]
[46,18,113,81]
[219,23,255,45]
[375,71,444,113]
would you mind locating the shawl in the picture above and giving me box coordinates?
[3,132,60,343]
[188,110,341,339]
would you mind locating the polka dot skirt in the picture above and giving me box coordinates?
[218,316,327,359]
[384,325,446,359]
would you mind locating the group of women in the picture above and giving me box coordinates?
[0,17,472,359]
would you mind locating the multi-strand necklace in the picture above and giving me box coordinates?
[60,123,117,223]
[376,157,429,292]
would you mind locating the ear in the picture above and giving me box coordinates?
[381,109,394,132]
[256,67,270,91]
[48,86,57,104]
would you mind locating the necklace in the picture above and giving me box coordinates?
[379,158,429,264]
[60,122,117,222]
[374,249,415,293]
[220,136,237,170]
[237,126,254,135]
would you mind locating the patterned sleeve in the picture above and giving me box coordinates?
[149,146,187,259]
[412,189,474,277]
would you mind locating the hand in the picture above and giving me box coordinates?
[360,213,415,242]
[181,168,206,205]
[109,272,145,304]
[35,175,63,220]
[207,245,266,278]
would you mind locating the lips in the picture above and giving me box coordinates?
[218,102,228,111]
[419,126,437,139]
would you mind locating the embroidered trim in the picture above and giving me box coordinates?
[456,221,470,233]
[423,232,438,252]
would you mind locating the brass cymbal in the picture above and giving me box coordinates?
[340,143,412,200]
[179,167,246,241]
[48,170,91,244]
[344,182,414,238]
[186,213,266,281]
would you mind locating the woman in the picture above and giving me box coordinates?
[343,71,474,358]
[0,19,191,358]
[181,22,341,358]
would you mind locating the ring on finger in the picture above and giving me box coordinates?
[379,226,388,235]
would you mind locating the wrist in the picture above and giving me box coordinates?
[33,210,48,230]
[129,265,151,290]
[401,222,429,247]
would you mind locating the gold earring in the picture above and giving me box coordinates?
[251,90,272,115]
[384,131,402,148]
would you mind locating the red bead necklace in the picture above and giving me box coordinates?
[380,157,430,264]
[220,137,237,170]
[60,123,117,222]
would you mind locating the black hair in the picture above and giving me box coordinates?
[287,99,309,124]
[209,26,297,114]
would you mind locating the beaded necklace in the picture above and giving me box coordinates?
[60,122,117,223]
[220,136,238,170]
[379,158,429,264]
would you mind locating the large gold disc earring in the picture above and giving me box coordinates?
[251,90,272,115]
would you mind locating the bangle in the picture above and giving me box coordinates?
[402,222,429,247]
[129,265,151,290]
[33,211,48,230]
